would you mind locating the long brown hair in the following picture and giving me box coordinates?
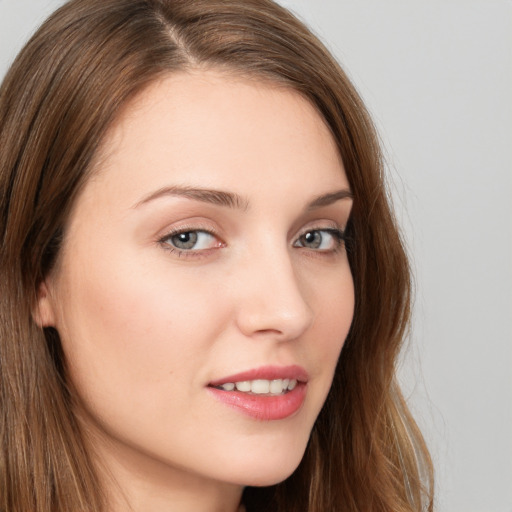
[0,0,433,510]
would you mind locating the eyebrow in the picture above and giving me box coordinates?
[133,186,249,210]
[307,189,353,210]
[133,185,353,210]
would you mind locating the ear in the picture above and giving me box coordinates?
[33,280,57,327]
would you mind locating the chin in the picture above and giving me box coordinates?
[224,443,307,488]
[240,469,299,488]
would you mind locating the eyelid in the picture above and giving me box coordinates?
[295,220,345,239]
[294,228,345,244]
[156,219,221,241]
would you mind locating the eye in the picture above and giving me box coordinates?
[293,229,344,251]
[160,229,222,252]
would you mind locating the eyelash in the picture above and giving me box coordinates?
[158,225,346,259]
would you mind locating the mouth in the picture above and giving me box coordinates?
[211,378,298,396]
[207,365,308,420]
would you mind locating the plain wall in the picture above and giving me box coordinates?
[1,1,511,511]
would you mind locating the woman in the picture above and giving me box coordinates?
[0,0,433,510]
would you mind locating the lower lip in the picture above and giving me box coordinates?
[207,383,307,421]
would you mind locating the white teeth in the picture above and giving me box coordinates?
[251,379,270,394]
[269,379,283,394]
[219,378,299,395]
[235,381,251,392]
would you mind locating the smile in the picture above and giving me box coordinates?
[214,378,298,395]
[207,366,308,420]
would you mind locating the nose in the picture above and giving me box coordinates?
[233,246,314,342]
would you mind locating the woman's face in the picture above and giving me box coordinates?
[39,70,354,497]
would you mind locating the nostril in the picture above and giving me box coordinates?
[236,304,313,342]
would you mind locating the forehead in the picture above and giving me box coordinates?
[87,69,348,207]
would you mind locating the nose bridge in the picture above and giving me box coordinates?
[234,238,314,340]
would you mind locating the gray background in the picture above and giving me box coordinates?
[1,1,511,511]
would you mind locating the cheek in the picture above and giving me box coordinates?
[53,247,225,407]
[307,267,354,392]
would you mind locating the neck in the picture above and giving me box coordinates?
[103,458,244,512]
[107,479,243,512]
[82,422,244,512]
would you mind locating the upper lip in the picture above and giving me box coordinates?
[208,365,309,387]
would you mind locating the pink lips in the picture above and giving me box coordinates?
[207,365,308,421]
